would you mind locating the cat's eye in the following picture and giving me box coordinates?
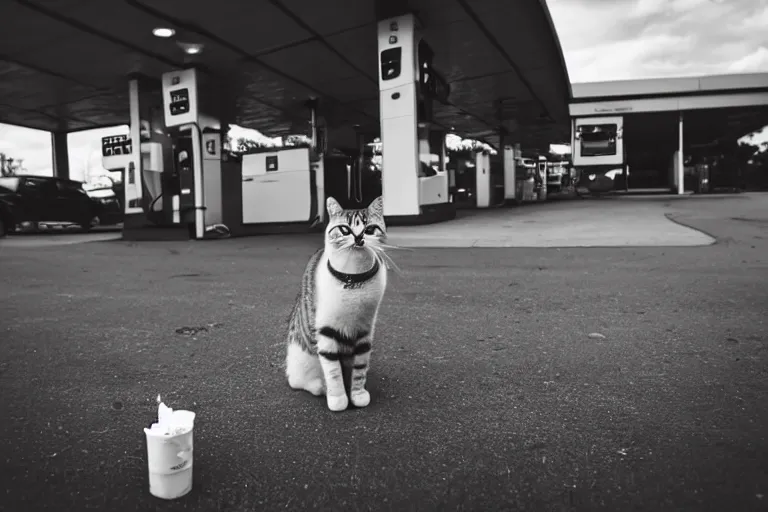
[338,226,351,236]
[364,225,379,235]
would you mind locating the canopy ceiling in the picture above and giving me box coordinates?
[0,0,572,149]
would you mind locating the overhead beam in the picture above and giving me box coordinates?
[0,117,58,133]
[16,0,317,129]
[0,102,100,130]
[455,0,553,121]
[267,0,377,84]
[570,92,768,117]
[14,0,182,69]
[0,53,104,91]
[37,90,118,110]
[66,122,128,134]
[124,0,376,125]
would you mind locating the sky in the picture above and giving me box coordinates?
[549,0,768,82]
[1,0,767,180]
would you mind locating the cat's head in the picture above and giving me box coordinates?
[325,196,386,251]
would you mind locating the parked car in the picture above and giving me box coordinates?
[0,175,106,236]
[83,179,124,226]
[0,185,12,237]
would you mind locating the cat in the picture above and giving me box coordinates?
[285,195,389,412]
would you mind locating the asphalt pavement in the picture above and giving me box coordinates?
[387,194,716,247]
[0,194,767,512]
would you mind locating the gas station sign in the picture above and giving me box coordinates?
[101,134,132,157]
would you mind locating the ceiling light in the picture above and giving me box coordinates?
[152,27,175,38]
[177,41,204,55]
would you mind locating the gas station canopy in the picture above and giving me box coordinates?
[0,0,571,149]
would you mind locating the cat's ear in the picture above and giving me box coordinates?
[367,196,384,216]
[326,196,343,217]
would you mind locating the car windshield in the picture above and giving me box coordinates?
[0,177,20,192]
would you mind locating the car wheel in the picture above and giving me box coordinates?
[0,216,7,238]
[81,215,99,232]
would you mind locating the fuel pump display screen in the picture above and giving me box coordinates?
[169,88,190,116]
[380,47,402,81]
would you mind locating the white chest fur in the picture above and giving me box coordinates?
[314,253,387,328]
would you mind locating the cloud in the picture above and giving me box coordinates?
[0,124,51,176]
[729,47,768,73]
[549,0,768,82]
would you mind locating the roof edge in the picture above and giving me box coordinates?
[572,72,768,100]
[537,0,573,102]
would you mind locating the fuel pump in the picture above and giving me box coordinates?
[537,155,548,201]
[475,149,492,208]
[503,143,519,204]
[377,13,454,223]
[416,29,450,209]
[340,126,382,210]
[101,134,168,222]
[101,135,132,212]
[172,135,194,224]
[235,99,327,232]
[572,116,626,195]
[306,98,327,225]
[517,154,538,202]
[161,67,227,239]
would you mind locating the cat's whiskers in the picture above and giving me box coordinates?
[377,242,413,252]
[368,242,402,275]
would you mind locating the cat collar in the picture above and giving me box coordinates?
[327,259,380,289]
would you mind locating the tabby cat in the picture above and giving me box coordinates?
[285,196,390,412]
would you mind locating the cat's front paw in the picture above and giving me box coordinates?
[350,389,370,408]
[326,393,349,412]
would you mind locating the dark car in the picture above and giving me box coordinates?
[0,175,104,237]
[84,181,124,226]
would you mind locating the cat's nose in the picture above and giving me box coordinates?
[355,238,365,247]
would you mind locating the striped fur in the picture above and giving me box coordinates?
[286,248,323,355]
[285,196,389,412]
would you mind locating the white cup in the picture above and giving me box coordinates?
[144,410,196,500]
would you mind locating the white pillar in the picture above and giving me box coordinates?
[377,13,421,217]
[475,150,491,208]
[678,112,684,195]
[201,132,223,225]
[537,158,548,201]
[503,144,517,201]
[126,79,144,215]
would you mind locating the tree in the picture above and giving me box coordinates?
[233,137,270,154]
[231,133,315,154]
[283,134,311,147]
[445,134,494,154]
[0,153,26,176]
